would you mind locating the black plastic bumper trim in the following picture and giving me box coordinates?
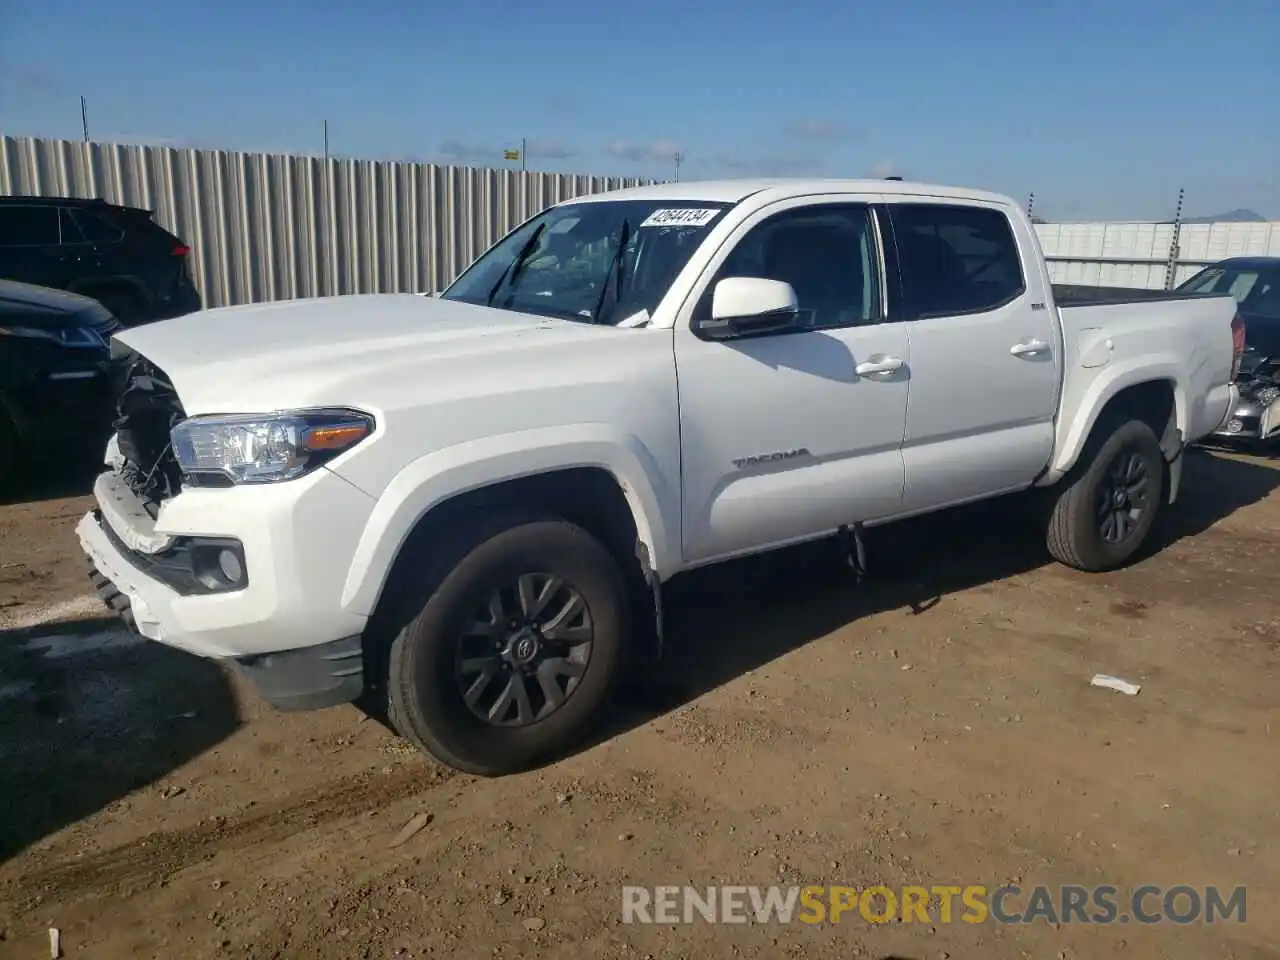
[95,510,247,596]
[234,635,365,712]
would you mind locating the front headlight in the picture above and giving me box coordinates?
[0,325,106,349]
[170,408,374,485]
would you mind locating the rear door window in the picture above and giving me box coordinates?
[0,206,61,247]
[890,203,1026,318]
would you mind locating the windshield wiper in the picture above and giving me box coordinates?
[487,222,547,307]
[590,218,631,324]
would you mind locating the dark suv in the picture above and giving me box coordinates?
[0,279,120,487]
[0,196,202,327]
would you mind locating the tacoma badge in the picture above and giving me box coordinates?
[731,448,812,469]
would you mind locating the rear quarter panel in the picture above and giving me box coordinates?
[1047,294,1237,479]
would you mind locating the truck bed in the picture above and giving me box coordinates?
[1052,284,1222,307]
[1047,288,1239,480]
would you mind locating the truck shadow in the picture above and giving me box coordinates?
[0,616,241,863]
[593,447,1280,747]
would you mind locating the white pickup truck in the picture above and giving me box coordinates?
[77,178,1245,776]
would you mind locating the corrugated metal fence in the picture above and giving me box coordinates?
[4,135,1278,304]
[0,136,654,308]
[1036,220,1280,289]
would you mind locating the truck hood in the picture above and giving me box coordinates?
[111,294,598,414]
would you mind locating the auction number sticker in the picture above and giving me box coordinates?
[639,208,720,228]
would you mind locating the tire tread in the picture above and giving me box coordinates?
[385,511,628,776]
[1045,416,1164,572]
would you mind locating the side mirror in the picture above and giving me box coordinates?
[699,277,801,340]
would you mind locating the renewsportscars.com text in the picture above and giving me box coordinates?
[621,884,1247,926]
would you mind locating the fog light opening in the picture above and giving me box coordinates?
[218,549,244,585]
[1225,418,1244,434]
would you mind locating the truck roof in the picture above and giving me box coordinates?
[571,178,1018,208]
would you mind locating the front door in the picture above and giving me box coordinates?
[886,200,1060,514]
[673,198,911,566]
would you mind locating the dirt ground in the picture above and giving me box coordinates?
[1,448,1277,960]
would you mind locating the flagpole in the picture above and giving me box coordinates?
[521,137,526,172]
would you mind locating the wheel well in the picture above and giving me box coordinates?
[363,468,652,687]
[445,467,642,571]
[1094,379,1177,450]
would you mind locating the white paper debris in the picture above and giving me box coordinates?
[1090,674,1141,696]
[390,811,433,847]
[50,927,61,959]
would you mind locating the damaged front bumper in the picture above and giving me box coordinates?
[1212,386,1280,442]
[77,458,378,711]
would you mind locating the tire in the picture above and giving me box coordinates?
[1046,417,1165,572]
[386,512,631,777]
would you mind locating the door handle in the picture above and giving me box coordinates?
[855,356,904,377]
[1009,339,1050,357]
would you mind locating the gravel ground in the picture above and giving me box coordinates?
[0,447,1277,959]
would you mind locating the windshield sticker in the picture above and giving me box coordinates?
[639,208,720,229]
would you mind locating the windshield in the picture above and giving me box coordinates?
[440,199,732,324]
[1177,263,1280,318]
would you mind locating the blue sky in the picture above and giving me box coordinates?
[1,0,1276,220]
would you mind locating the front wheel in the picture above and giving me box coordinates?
[1046,418,1166,572]
[386,514,631,776]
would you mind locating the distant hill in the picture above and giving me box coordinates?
[1182,209,1268,223]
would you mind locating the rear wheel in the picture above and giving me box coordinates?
[1046,418,1165,571]
[386,513,630,776]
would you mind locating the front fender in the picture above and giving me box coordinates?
[337,423,679,616]
[1047,356,1188,482]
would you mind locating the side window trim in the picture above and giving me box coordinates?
[690,200,887,340]
[886,200,1028,322]
[59,208,87,245]
[870,204,907,322]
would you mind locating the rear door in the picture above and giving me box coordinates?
[886,200,1060,513]
[56,207,108,281]
[0,204,73,290]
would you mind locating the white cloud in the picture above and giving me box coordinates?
[523,138,575,160]
[436,139,493,162]
[604,139,684,163]
[783,119,859,142]
[697,152,826,176]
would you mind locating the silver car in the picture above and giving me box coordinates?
[1211,347,1280,443]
